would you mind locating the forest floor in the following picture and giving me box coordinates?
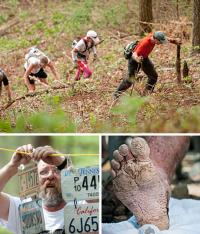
[0,0,199,133]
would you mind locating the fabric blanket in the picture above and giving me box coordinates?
[102,198,200,234]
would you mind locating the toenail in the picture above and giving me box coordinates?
[119,144,129,156]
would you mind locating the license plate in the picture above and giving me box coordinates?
[18,162,39,200]
[19,199,45,234]
[61,167,99,202]
[64,203,99,234]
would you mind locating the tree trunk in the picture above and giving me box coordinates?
[34,136,52,147]
[155,0,161,22]
[176,45,181,83]
[176,0,180,20]
[139,0,153,36]
[192,0,200,53]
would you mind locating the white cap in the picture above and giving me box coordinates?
[86,30,100,45]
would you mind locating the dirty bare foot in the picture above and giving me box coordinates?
[111,137,170,230]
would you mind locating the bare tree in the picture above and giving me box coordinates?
[192,0,200,53]
[139,0,153,36]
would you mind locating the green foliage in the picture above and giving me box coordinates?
[44,25,60,37]
[0,228,12,234]
[99,1,128,28]
[19,10,29,21]
[177,106,200,132]
[14,108,76,133]
[7,0,19,8]
[52,135,99,166]
[0,119,12,132]
[183,75,192,84]
[89,112,97,128]
[52,11,66,25]
[112,95,147,128]
[0,15,6,25]
[31,20,46,31]
[192,45,200,52]
[66,9,90,33]
[0,37,30,51]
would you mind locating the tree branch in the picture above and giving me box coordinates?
[0,84,69,111]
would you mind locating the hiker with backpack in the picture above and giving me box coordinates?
[71,30,100,81]
[0,69,12,102]
[114,31,181,98]
[23,47,60,92]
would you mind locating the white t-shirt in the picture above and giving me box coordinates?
[24,49,50,74]
[0,195,64,234]
[24,57,43,74]
[43,204,64,231]
[71,39,97,62]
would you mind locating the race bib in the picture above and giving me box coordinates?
[61,167,99,202]
[19,199,45,234]
[64,203,99,234]
[18,161,39,200]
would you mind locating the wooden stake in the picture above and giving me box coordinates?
[176,44,181,83]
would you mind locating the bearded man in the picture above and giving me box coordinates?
[0,144,71,233]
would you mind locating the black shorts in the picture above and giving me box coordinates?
[28,68,47,84]
[0,70,9,86]
[77,52,86,60]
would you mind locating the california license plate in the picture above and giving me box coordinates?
[18,162,39,200]
[61,167,99,202]
[64,203,99,234]
[19,199,45,234]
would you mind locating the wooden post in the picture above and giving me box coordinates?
[176,44,181,83]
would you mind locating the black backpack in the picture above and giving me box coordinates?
[124,40,139,59]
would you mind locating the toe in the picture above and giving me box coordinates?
[118,144,133,161]
[111,159,121,171]
[113,150,124,162]
[110,169,116,178]
[130,137,150,162]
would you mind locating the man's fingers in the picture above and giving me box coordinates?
[16,144,33,156]
[12,144,33,166]
[32,146,55,161]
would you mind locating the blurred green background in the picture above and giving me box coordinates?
[0,135,99,234]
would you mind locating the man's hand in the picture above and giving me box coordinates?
[93,53,98,62]
[32,146,65,166]
[10,144,33,168]
[168,37,182,45]
[137,56,143,63]
[8,96,12,103]
[132,52,143,63]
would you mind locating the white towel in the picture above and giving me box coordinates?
[102,198,200,234]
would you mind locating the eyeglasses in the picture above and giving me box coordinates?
[39,168,60,177]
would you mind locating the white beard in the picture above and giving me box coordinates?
[39,187,64,207]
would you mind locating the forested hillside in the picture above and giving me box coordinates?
[0,0,199,132]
